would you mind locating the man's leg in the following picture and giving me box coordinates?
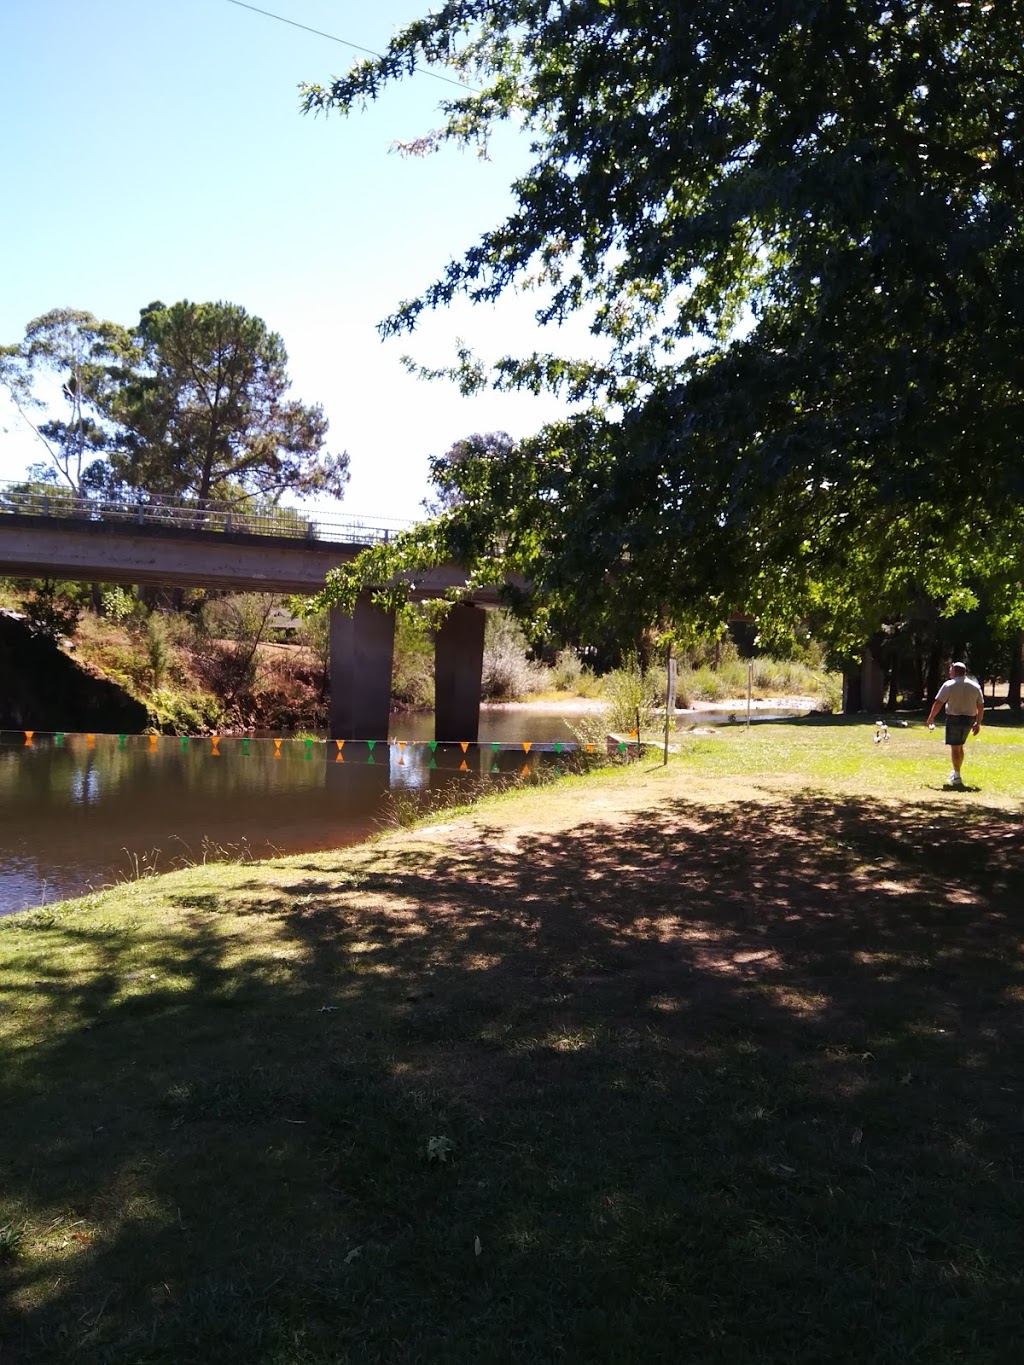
[950,742,965,779]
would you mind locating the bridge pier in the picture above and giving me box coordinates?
[434,603,486,742]
[328,596,396,741]
[329,599,486,743]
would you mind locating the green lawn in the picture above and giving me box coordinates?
[2,715,1023,1363]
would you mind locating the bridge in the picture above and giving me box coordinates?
[0,483,495,742]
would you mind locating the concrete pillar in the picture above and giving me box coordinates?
[328,595,395,741]
[434,603,486,742]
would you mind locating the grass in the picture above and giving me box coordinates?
[2,714,1024,1363]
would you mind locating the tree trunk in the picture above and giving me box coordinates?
[925,646,943,708]
[1008,631,1023,711]
[842,667,862,714]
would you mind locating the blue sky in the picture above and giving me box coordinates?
[0,0,588,520]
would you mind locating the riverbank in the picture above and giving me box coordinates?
[3,717,1023,1362]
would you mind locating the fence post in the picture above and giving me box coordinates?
[42,494,49,516]
[307,521,315,544]
[225,511,232,534]
[137,501,145,527]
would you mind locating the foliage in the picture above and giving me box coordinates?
[3,300,347,506]
[146,687,225,736]
[144,613,171,690]
[198,593,279,707]
[306,1,1024,657]
[16,579,84,639]
[106,300,349,503]
[0,308,133,492]
[601,652,659,737]
[100,585,142,625]
[423,430,514,514]
[481,609,540,700]
[391,610,435,708]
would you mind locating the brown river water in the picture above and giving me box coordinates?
[0,705,806,916]
[0,709,583,916]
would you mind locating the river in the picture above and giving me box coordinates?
[0,709,587,916]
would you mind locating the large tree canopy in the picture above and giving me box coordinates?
[107,301,348,504]
[2,301,348,506]
[305,0,1024,655]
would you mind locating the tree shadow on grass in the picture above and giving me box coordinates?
[1,793,1023,1363]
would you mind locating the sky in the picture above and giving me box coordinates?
[0,0,591,522]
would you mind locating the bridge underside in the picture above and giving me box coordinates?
[0,515,495,741]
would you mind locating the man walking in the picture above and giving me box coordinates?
[926,662,985,787]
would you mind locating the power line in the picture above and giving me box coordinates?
[225,0,477,93]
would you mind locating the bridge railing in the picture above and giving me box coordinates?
[0,481,415,547]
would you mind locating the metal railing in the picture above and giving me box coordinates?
[0,480,416,547]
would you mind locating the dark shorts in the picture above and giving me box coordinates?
[945,715,975,746]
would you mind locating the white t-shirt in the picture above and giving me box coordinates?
[935,676,984,716]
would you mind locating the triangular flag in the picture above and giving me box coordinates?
[335,739,344,752]
[429,758,437,770]
[397,740,406,752]
[429,740,438,752]
[335,751,343,763]
[491,742,500,752]
[491,762,500,773]
[367,754,375,765]
[180,736,189,751]
[459,759,468,771]
[618,742,627,753]
[522,742,532,753]
[521,764,530,777]
[586,744,594,753]
[460,741,469,753]
[554,742,563,754]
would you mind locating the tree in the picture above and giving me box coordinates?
[304,2,1024,657]
[424,430,514,513]
[0,309,132,492]
[107,300,349,504]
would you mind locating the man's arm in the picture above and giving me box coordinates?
[926,697,943,729]
[973,694,984,735]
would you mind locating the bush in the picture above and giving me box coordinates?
[148,687,224,735]
[481,611,539,700]
[392,612,434,708]
[602,653,659,735]
[551,649,583,691]
[18,580,83,639]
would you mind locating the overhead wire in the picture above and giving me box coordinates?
[224,0,478,93]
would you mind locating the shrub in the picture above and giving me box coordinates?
[481,611,539,700]
[602,653,659,735]
[551,649,583,691]
[148,687,224,735]
[392,612,434,708]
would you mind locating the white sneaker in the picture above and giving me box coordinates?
[948,771,963,786]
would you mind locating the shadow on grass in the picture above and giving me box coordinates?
[2,792,1024,1363]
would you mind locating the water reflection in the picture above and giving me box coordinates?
[0,717,577,916]
[0,707,808,916]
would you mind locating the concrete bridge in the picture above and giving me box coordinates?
[0,487,495,741]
